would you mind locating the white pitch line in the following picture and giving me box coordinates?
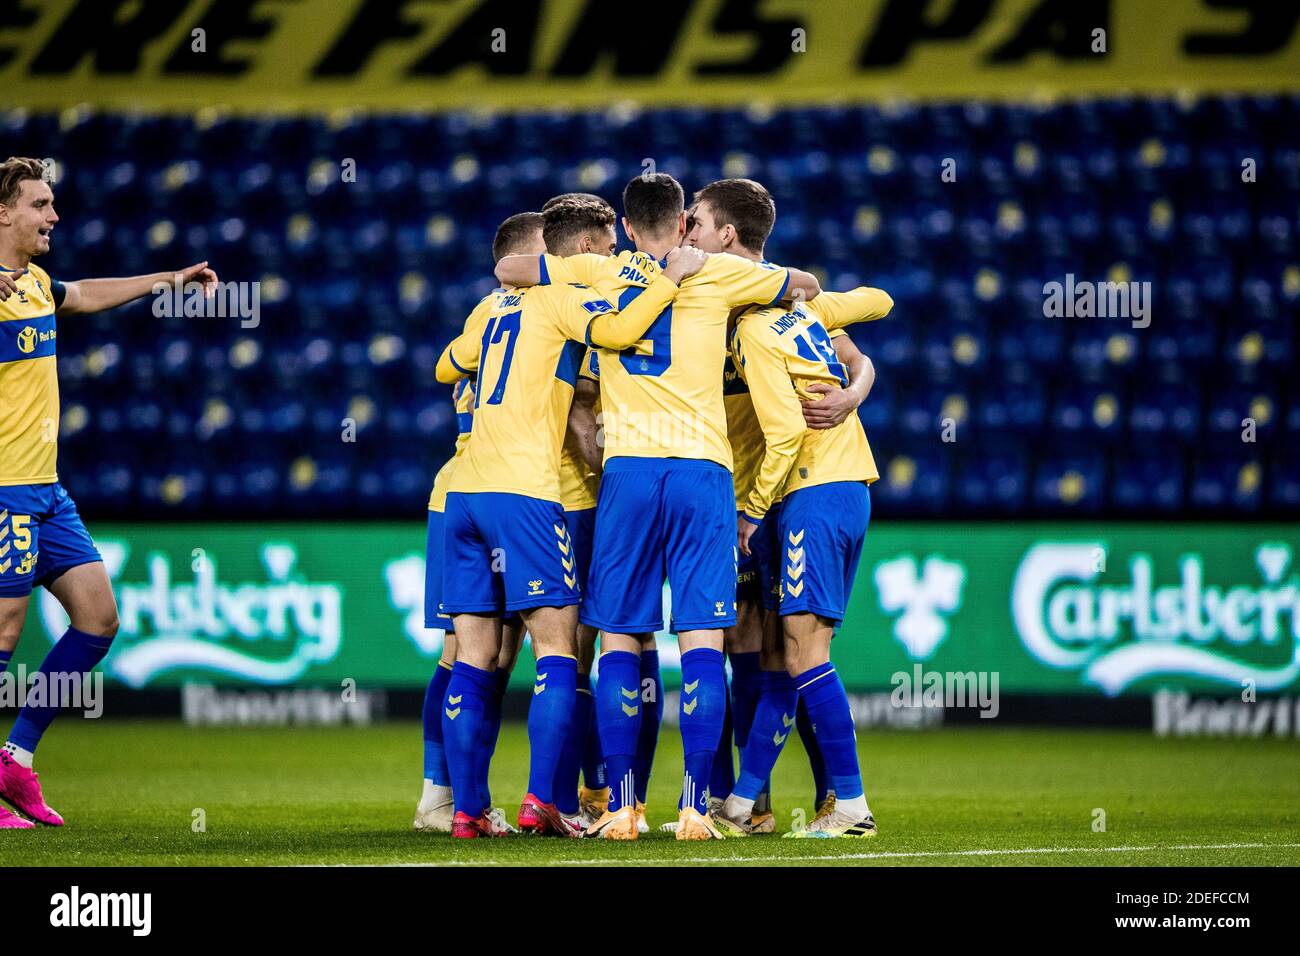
[326,841,1300,867]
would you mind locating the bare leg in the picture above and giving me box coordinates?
[782,613,833,677]
[0,595,31,655]
[46,562,119,637]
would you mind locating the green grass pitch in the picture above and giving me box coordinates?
[4,719,1299,866]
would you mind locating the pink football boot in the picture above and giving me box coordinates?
[0,805,35,829]
[0,750,64,826]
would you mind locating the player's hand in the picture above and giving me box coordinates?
[0,269,25,302]
[663,246,707,284]
[176,261,219,299]
[737,514,759,557]
[801,382,859,429]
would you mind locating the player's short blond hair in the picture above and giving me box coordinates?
[0,157,48,207]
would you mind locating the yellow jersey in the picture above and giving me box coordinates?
[436,280,676,502]
[426,378,475,513]
[558,349,600,511]
[0,262,63,486]
[731,287,894,519]
[539,250,790,469]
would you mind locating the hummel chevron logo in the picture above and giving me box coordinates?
[0,526,8,543]
[0,559,9,575]
[684,679,699,694]
[0,542,8,559]
[561,555,574,571]
[786,546,804,564]
[787,529,804,546]
[787,579,805,597]
[448,694,463,705]
[564,574,576,588]
[781,713,795,728]
[621,702,638,717]
[683,698,698,715]
[536,673,547,681]
[772,730,788,746]
[534,684,546,695]
[553,523,565,537]
[621,686,638,699]
[558,539,570,556]
[445,706,461,720]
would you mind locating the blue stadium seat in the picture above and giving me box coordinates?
[7,95,1291,517]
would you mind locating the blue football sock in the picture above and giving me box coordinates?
[442,661,495,818]
[476,668,510,809]
[8,627,114,754]
[526,655,576,804]
[582,678,607,789]
[595,650,641,812]
[796,695,829,805]
[553,673,593,815]
[729,651,762,750]
[633,649,662,805]
[679,647,725,816]
[710,684,735,799]
[734,671,798,802]
[422,661,453,785]
[795,662,863,801]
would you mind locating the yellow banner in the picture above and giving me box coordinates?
[2,0,1298,112]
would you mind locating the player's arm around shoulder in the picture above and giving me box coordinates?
[584,246,706,349]
[496,251,607,288]
[807,286,894,330]
[57,261,218,315]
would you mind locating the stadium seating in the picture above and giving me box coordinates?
[5,94,1295,517]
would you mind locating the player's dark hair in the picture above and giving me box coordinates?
[542,197,617,254]
[693,178,776,253]
[0,157,48,207]
[491,211,544,263]
[622,173,685,237]
[541,192,613,213]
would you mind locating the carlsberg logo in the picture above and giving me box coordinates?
[39,541,343,687]
[1012,542,1300,695]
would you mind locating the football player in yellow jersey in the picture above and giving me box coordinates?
[534,196,618,829]
[685,180,877,831]
[496,173,821,840]
[715,280,894,839]
[414,215,550,836]
[434,209,704,839]
[537,195,669,834]
[0,157,217,829]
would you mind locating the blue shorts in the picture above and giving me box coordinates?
[737,502,782,612]
[0,482,102,598]
[442,492,580,615]
[423,509,454,632]
[564,507,596,596]
[777,482,870,626]
[582,458,737,634]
